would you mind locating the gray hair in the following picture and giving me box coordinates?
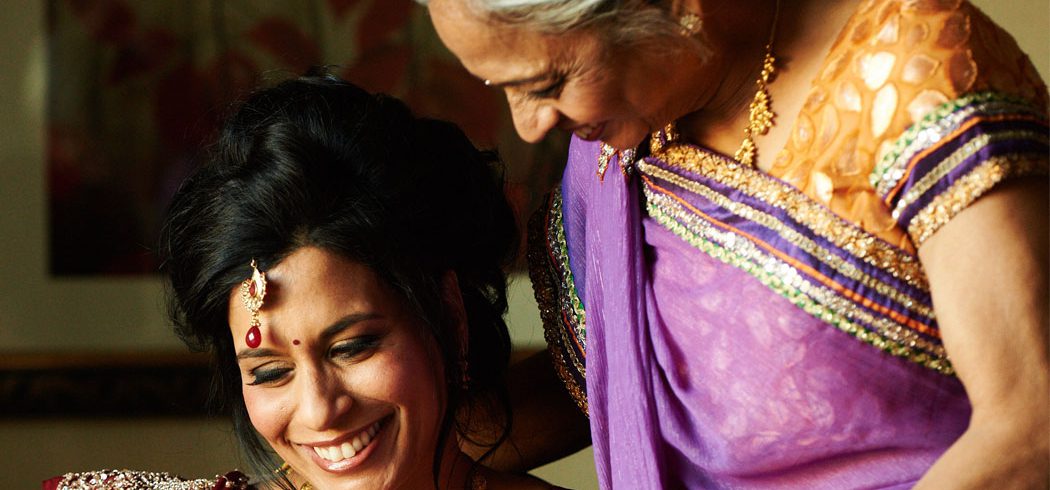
[419,0,691,47]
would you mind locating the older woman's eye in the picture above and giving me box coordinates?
[525,76,567,100]
[247,366,291,386]
[329,335,381,360]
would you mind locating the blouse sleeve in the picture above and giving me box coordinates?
[870,92,1048,246]
[866,2,1050,247]
[527,187,589,415]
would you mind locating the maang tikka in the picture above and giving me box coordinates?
[240,259,267,348]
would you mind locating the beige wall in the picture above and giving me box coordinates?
[1,0,1045,488]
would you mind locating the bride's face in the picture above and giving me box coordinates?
[228,246,448,489]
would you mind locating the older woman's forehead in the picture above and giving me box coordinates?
[429,0,574,79]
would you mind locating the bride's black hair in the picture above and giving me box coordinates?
[158,69,516,487]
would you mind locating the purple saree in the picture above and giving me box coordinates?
[526,3,1049,488]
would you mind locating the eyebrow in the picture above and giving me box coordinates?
[320,312,381,341]
[235,312,382,360]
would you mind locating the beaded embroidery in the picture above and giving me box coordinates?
[527,187,588,414]
[54,470,250,490]
[869,91,1049,245]
[597,144,638,181]
[639,144,952,374]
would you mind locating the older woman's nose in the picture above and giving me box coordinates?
[296,369,352,430]
[510,98,559,143]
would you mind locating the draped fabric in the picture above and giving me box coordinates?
[528,1,1048,488]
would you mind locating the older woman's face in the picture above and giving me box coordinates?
[429,0,697,150]
[228,247,448,489]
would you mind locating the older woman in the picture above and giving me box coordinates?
[423,0,1049,488]
[64,74,557,490]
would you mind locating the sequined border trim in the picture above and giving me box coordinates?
[641,178,951,374]
[871,92,1046,198]
[643,163,935,322]
[527,188,589,415]
[638,146,953,374]
[892,134,1045,221]
[908,154,1048,245]
[56,470,216,490]
[647,146,928,289]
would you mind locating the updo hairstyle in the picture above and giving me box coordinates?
[158,71,517,483]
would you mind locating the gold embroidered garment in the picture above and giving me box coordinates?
[529,0,1047,416]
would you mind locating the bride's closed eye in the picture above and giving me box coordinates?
[247,362,292,386]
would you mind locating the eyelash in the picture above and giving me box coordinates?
[246,335,382,386]
[329,335,381,360]
[247,366,290,386]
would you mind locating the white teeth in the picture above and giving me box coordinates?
[340,442,356,460]
[311,419,383,462]
[575,124,599,139]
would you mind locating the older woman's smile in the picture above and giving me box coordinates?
[571,122,605,141]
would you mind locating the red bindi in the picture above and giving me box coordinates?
[292,339,301,345]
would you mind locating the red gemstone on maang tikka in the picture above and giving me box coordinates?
[241,259,267,349]
[246,324,261,348]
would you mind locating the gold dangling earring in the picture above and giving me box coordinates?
[734,0,781,168]
[678,12,702,36]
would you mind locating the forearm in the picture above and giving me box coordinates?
[915,179,1050,489]
[916,410,1049,489]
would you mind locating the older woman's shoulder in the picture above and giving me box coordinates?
[771,0,1046,250]
[834,0,1045,119]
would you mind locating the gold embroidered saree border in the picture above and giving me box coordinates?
[651,145,929,291]
[639,140,954,374]
[526,187,589,415]
[642,183,953,374]
[640,162,936,323]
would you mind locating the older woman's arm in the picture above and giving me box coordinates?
[462,350,592,472]
[914,178,1049,489]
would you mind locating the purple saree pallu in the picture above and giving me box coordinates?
[527,97,1046,488]
[548,137,974,489]
[524,2,1050,486]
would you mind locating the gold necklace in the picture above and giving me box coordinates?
[733,0,781,167]
[600,1,781,178]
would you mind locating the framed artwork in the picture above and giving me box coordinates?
[46,0,565,276]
